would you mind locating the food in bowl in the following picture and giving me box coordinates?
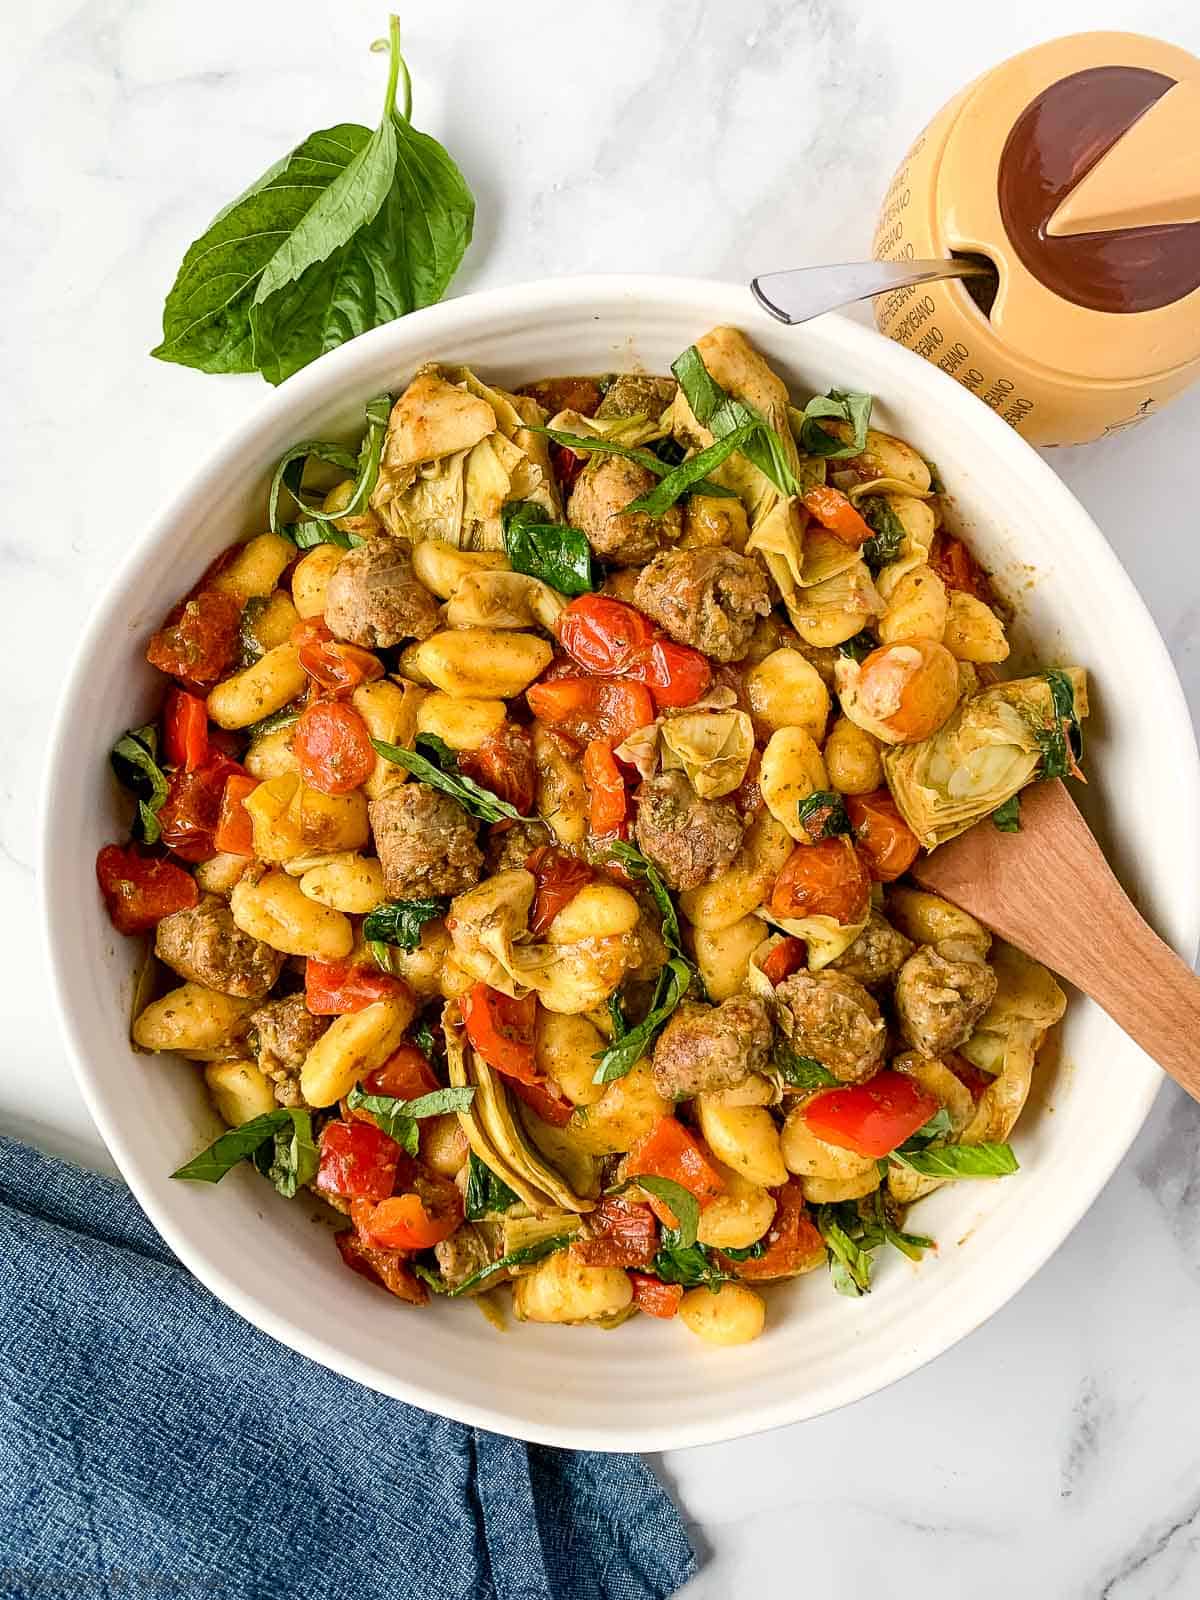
[97,325,1087,1345]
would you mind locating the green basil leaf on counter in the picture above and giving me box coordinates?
[152,20,473,385]
[501,501,595,596]
[795,790,852,840]
[889,1141,1019,1179]
[465,1151,522,1220]
[991,794,1022,833]
[592,958,691,1085]
[798,389,874,459]
[859,496,907,570]
[172,1110,300,1186]
[671,345,800,497]
[773,1045,839,1091]
[448,1232,575,1298]
[608,1175,700,1249]
[371,733,525,823]
[110,725,169,846]
[362,898,449,952]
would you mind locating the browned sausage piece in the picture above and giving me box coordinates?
[155,895,283,1000]
[828,910,914,988]
[567,457,682,565]
[369,786,483,899]
[633,771,744,891]
[894,945,998,1057]
[250,992,329,1107]
[774,970,886,1084]
[632,547,771,663]
[323,539,441,649]
[651,995,773,1099]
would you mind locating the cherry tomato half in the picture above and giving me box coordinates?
[457,723,537,816]
[571,1196,658,1269]
[527,675,654,746]
[146,591,241,686]
[96,844,199,934]
[846,789,919,882]
[525,845,593,937]
[305,959,406,1017]
[293,700,374,795]
[460,983,538,1083]
[163,688,210,772]
[768,836,872,927]
[316,1119,401,1202]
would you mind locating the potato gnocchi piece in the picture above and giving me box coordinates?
[204,1059,277,1127]
[298,853,386,914]
[291,544,345,619]
[133,984,256,1055]
[758,727,830,842]
[207,646,308,730]
[823,714,884,795]
[231,870,354,961]
[691,915,765,1002]
[679,813,792,933]
[679,1282,765,1346]
[416,692,506,751]
[404,629,552,699]
[512,1249,633,1325]
[696,1098,788,1189]
[745,647,831,744]
[209,533,295,603]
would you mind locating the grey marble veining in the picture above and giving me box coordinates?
[4,2,1200,1594]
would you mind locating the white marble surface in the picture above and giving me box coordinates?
[4,1,1200,1593]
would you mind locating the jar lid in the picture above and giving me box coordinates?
[936,31,1200,382]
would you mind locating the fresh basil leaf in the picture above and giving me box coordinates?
[923,459,946,494]
[368,940,399,974]
[624,417,762,516]
[603,841,688,964]
[245,704,303,743]
[650,1241,732,1291]
[612,1175,699,1248]
[774,1045,839,1090]
[448,1232,574,1297]
[671,345,800,497]
[859,496,907,571]
[171,1110,295,1184]
[412,1262,449,1294]
[1036,669,1085,781]
[720,1239,768,1262]
[796,790,852,839]
[110,725,169,846]
[815,1203,874,1296]
[899,1107,954,1150]
[362,898,449,952]
[370,733,525,822]
[237,596,269,668]
[414,1019,441,1062]
[501,501,595,596]
[344,1084,475,1155]
[992,794,1022,833]
[529,425,735,501]
[837,631,876,664]
[592,957,691,1084]
[890,1141,1019,1179]
[269,440,359,535]
[264,1110,319,1199]
[465,1151,522,1220]
[607,990,628,1041]
[869,1190,934,1263]
[798,390,874,459]
[274,394,393,534]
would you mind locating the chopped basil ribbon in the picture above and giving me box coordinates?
[671,345,800,496]
[171,1109,317,1200]
[501,501,595,596]
[370,733,525,822]
[110,725,169,845]
[344,1084,475,1156]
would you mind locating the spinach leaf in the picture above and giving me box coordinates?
[796,790,852,839]
[1036,669,1085,781]
[172,1110,307,1188]
[501,501,595,596]
[609,1175,699,1248]
[815,1203,874,1297]
[110,725,170,846]
[650,1240,733,1291]
[371,733,525,822]
[992,794,1022,833]
[448,1232,574,1297]
[465,1151,522,1220]
[774,1045,839,1091]
[254,1110,319,1199]
[362,898,449,952]
[837,631,876,664]
[528,426,735,501]
[344,1084,475,1156]
[592,957,692,1085]
[152,20,473,385]
[890,1141,1018,1179]
[671,346,800,496]
[624,417,762,516]
[797,390,874,459]
[271,394,392,533]
[859,496,907,570]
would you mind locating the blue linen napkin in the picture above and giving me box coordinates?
[0,1137,696,1600]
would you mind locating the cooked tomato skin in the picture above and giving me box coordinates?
[717,1181,825,1280]
[351,1168,462,1250]
[316,1119,401,1202]
[305,959,405,1016]
[146,591,241,685]
[460,983,538,1082]
[163,688,210,771]
[525,845,593,936]
[555,595,711,709]
[364,1045,440,1101]
[846,789,919,882]
[526,676,654,745]
[335,1231,428,1303]
[758,937,807,987]
[769,836,872,927]
[457,723,537,815]
[801,1071,940,1159]
[157,757,245,863]
[293,701,374,795]
[583,740,628,835]
[214,772,258,856]
[571,1196,658,1268]
[802,485,872,547]
[96,844,199,934]
[506,1075,575,1128]
[626,1116,725,1217]
[628,1272,684,1318]
[930,532,994,605]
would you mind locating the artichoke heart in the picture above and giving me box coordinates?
[784,560,883,645]
[659,709,754,798]
[761,907,868,970]
[885,670,1088,849]
[372,447,469,544]
[468,1050,595,1215]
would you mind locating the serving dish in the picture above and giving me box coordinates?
[42,275,1200,1451]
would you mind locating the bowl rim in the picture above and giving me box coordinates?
[41,273,1200,1452]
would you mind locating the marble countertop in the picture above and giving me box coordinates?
[5,1,1200,1593]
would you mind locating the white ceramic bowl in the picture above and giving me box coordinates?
[43,276,1200,1452]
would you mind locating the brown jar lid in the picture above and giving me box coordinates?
[936,31,1200,382]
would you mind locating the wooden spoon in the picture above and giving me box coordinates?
[910,778,1200,1100]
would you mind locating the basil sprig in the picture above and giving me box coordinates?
[671,346,800,496]
[991,794,1022,833]
[171,1109,318,1199]
[344,1084,475,1156]
[796,790,852,840]
[152,20,473,384]
[448,1232,574,1298]
[283,522,368,552]
[650,1240,733,1291]
[363,898,448,952]
[816,1194,935,1299]
[797,390,874,459]
[625,418,762,516]
[774,1045,839,1091]
[608,1175,700,1248]
[371,733,526,822]
[501,501,595,596]
[110,725,170,845]
[465,1151,522,1221]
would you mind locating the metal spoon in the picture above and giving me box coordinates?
[751,258,993,325]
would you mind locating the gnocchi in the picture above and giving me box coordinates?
[299,992,416,1107]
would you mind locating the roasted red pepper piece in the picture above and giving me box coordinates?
[316,1119,401,1202]
[96,844,199,934]
[460,983,539,1083]
[802,1071,940,1159]
[335,1231,428,1304]
[572,1196,658,1268]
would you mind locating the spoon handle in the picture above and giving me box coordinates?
[751,259,991,326]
